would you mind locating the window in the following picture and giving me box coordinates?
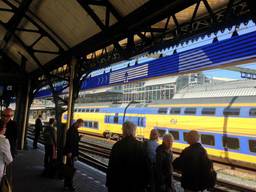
[95,108,100,112]
[81,109,85,112]
[169,130,179,140]
[170,108,181,114]
[90,109,94,112]
[183,132,188,142]
[78,109,82,112]
[84,121,88,127]
[249,140,256,153]
[86,109,90,112]
[223,108,240,116]
[157,129,166,137]
[114,115,118,124]
[137,117,145,127]
[74,109,77,112]
[222,136,240,150]
[105,116,110,123]
[158,108,168,114]
[201,134,215,146]
[249,108,256,117]
[202,108,216,116]
[184,108,197,115]
[88,122,93,128]
[93,122,98,129]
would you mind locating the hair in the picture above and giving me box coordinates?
[49,118,55,125]
[122,121,136,137]
[162,133,174,143]
[3,108,13,116]
[0,119,5,132]
[187,130,200,144]
[76,119,84,125]
[150,129,159,140]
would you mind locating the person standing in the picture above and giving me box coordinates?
[0,119,13,183]
[3,108,18,157]
[173,130,216,192]
[64,119,84,191]
[156,134,176,192]
[33,115,43,149]
[144,129,159,192]
[43,118,56,176]
[106,121,148,192]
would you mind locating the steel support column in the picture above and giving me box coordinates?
[14,78,32,150]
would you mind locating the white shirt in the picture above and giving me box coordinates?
[0,135,13,181]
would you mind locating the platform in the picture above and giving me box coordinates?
[13,147,107,192]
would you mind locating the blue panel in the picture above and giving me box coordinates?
[35,30,256,98]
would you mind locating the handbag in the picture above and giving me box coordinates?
[0,165,12,192]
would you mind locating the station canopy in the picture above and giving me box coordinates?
[0,0,251,80]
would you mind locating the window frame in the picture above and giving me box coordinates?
[201,134,215,146]
[222,136,240,150]
[184,107,197,115]
[201,108,216,116]
[223,108,240,116]
[249,140,256,153]
[170,107,181,115]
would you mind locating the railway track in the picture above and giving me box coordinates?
[27,126,256,192]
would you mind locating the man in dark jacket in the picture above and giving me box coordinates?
[43,118,56,176]
[3,108,18,157]
[64,119,84,191]
[156,134,176,192]
[33,115,43,149]
[106,121,148,192]
[173,130,215,192]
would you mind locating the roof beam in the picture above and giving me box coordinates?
[31,0,199,78]
[1,0,32,50]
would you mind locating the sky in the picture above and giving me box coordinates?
[203,63,256,80]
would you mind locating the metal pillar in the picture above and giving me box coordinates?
[66,57,76,129]
[15,79,32,150]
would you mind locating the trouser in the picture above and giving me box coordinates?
[64,156,75,187]
[44,145,53,169]
[33,132,40,148]
[6,162,13,187]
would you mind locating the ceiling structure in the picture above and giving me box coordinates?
[0,0,255,88]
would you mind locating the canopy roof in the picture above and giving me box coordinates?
[0,0,252,81]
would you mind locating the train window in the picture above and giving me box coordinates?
[86,109,90,112]
[183,132,188,142]
[78,109,82,112]
[169,130,179,140]
[114,116,118,124]
[249,108,256,117]
[93,122,98,128]
[81,109,85,112]
[95,108,100,112]
[170,108,181,114]
[184,108,196,115]
[223,108,240,116]
[201,134,215,146]
[105,116,110,123]
[84,121,88,127]
[88,122,93,128]
[157,129,166,137]
[202,108,216,116]
[89,109,93,112]
[249,140,256,153]
[158,108,168,114]
[222,136,240,150]
[74,109,77,112]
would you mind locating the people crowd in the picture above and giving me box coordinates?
[106,121,216,192]
[0,106,216,192]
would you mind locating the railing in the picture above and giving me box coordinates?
[27,126,256,192]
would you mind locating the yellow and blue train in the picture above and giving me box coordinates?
[62,96,256,168]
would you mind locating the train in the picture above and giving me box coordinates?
[61,96,256,168]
